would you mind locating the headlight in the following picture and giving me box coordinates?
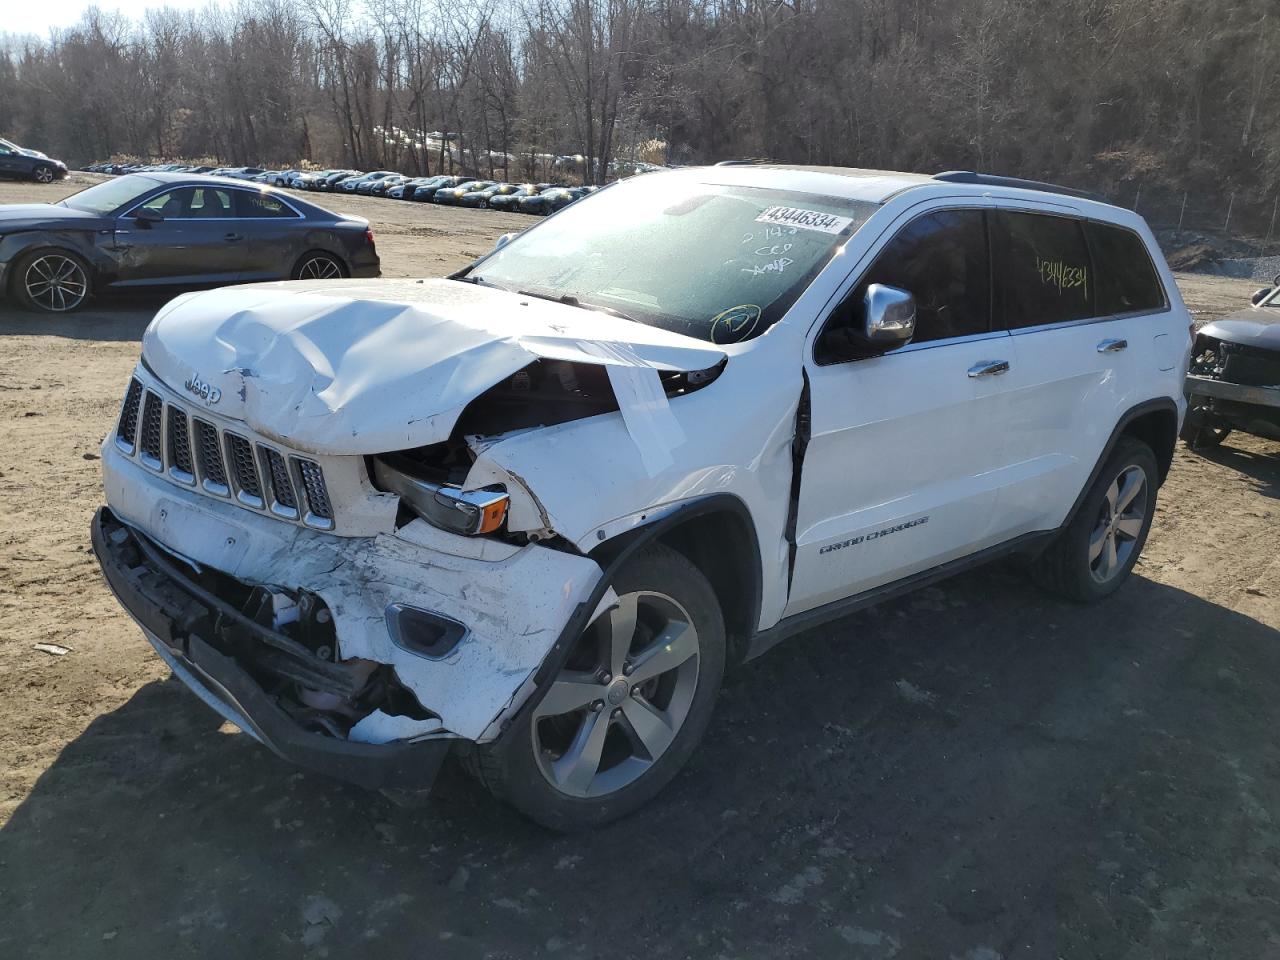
[372,457,508,536]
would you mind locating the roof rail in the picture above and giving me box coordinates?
[934,170,1101,201]
[714,158,777,166]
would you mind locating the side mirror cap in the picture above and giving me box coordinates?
[492,232,517,253]
[861,283,916,348]
[1251,287,1272,306]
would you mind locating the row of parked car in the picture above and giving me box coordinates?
[83,161,599,216]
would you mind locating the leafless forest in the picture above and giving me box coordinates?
[1,0,1278,218]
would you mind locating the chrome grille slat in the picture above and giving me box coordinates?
[139,392,164,469]
[114,376,335,530]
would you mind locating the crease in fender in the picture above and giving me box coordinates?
[575,339,687,475]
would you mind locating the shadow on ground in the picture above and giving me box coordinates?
[4,567,1279,959]
[1197,440,1280,499]
[0,294,171,341]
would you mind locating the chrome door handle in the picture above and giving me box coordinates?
[967,360,1010,378]
[1097,338,1128,353]
[224,233,243,242]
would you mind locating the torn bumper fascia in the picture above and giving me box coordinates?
[100,440,609,746]
[91,507,450,790]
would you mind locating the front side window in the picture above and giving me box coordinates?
[465,177,878,344]
[1086,222,1166,315]
[134,187,233,218]
[994,211,1093,328]
[817,208,991,362]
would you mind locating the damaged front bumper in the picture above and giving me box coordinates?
[91,507,449,789]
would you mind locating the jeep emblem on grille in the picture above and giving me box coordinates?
[184,373,222,406]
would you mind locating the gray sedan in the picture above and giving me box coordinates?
[0,173,380,313]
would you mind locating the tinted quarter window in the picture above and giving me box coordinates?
[235,191,295,218]
[994,211,1093,328]
[819,208,990,361]
[1086,222,1165,315]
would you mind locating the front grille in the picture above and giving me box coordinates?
[116,378,143,450]
[139,392,164,467]
[1221,343,1280,388]
[264,448,297,510]
[296,459,333,522]
[194,419,227,489]
[225,432,263,503]
[167,406,193,479]
[113,376,336,530]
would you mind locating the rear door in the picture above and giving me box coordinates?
[786,206,1014,616]
[985,209,1167,539]
[112,186,248,286]
[234,189,308,281]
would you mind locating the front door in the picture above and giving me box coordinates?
[786,207,1013,616]
[112,186,247,287]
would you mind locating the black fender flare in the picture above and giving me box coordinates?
[494,493,763,743]
[1059,396,1179,532]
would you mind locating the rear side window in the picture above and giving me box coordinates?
[235,191,295,218]
[1086,222,1165,315]
[994,211,1093,328]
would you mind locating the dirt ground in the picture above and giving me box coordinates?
[1,174,1278,960]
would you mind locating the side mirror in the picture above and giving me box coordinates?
[861,283,916,348]
[134,208,163,228]
[1253,287,1273,306]
[492,232,517,253]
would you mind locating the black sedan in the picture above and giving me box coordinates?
[0,137,68,183]
[0,172,379,313]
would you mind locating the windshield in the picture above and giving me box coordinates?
[61,175,163,215]
[466,177,878,344]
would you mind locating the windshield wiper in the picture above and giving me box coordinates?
[517,289,640,325]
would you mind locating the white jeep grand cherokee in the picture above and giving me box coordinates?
[93,165,1191,829]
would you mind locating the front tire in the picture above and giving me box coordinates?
[466,544,725,831]
[31,164,55,184]
[12,248,91,313]
[1031,436,1158,603]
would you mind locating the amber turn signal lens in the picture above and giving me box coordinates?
[476,496,508,534]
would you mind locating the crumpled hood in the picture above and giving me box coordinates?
[1200,308,1280,352]
[142,278,726,455]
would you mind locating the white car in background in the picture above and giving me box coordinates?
[92,164,1190,830]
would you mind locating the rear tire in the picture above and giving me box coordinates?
[291,252,345,280]
[464,544,725,831]
[1031,436,1158,603]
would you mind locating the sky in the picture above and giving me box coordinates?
[2,0,230,38]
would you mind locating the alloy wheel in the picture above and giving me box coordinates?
[34,166,54,183]
[296,256,343,280]
[24,254,87,311]
[531,590,700,799]
[1089,464,1148,583]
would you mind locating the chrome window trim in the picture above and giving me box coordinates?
[121,184,306,221]
[1007,305,1173,336]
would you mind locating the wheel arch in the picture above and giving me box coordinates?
[494,494,763,743]
[291,248,349,279]
[1061,397,1178,531]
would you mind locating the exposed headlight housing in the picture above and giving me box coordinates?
[372,457,508,536]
